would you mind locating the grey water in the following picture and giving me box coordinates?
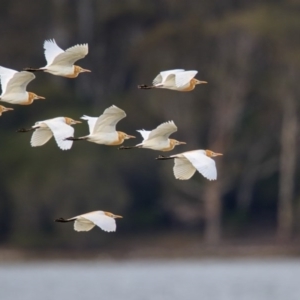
[0,259,299,300]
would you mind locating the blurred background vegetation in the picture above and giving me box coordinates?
[0,0,300,252]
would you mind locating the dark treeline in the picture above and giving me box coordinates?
[0,0,299,249]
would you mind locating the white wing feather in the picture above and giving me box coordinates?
[44,39,65,66]
[74,218,96,232]
[137,130,151,141]
[51,44,88,67]
[83,212,117,232]
[153,69,185,85]
[148,121,177,140]
[182,150,217,180]
[92,105,126,134]
[173,157,197,180]
[43,118,74,150]
[175,71,198,88]
[0,66,17,94]
[81,115,97,134]
[31,127,53,147]
[4,72,35,95]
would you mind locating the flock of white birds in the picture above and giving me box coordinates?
[0,39,222,233]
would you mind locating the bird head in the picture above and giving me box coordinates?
[205,149,223,157]
[0,105,14,113]
[28,92,45,102]
[194,79,208,85]
[64,117,82,125]
[74,65,91,77]
[104,211,123,219]
[170,139,186,149]
[118,131,136,140]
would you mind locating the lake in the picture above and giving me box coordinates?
[0,259,299,300]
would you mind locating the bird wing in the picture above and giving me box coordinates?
[74,218,96,232]
[92,105,126,134]
[137,130,151,141]
[148,121,177,140]
[152,69,185,85]
[81,115,98,134]
[173,157,197,180]
[31,127,53,147]
[43,39,65,66]
[0,66,17,94]
[50,44,89,67]
[43,118,75,150]
[4,71,35,95]
[182,150,217,180]
[83,213,117,232]
[175,70,198,88]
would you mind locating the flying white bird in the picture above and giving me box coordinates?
[119,121,186,151]
[17,117,81,150]
[0,66,45,105]
[156,149,222,180]
[138,69,207,91]
[66,105,135,145]
[55,210,123,232]
[0,105,13,116]
[24,39,91,78]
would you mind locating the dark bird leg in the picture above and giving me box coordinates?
[16,127,35,133]
[23,68,44,72]
[64,136,86,141]
[55,218,75,223]
[138,84,155,89]
[118,146,137,150]
[156,155,174,160]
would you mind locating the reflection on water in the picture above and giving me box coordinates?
[0,259,299,300]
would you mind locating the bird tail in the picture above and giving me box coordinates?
[23,67,44,72]
[16,127,34,133]
[156,155,174,160]
[138,84,154,89]
[55,217,75,223]
[64,136,87,141]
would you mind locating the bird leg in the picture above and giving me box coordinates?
[16,127,34,133]
[155,155,174,160]
[64,136,86,141]
[138,84,155,89]
[23,67,44,72]
[118,146,137,150]
[55,218,74,223]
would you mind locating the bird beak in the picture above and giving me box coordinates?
[74,120,82,124]
[81,68,91,73]
[179,141,186,145]
[196,80,208,85]
[114,215,123,219]
[4,107,14,111]
[127,135,136,139]
[214,152,223,156]
[37,95,46,100]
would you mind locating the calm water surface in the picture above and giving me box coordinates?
[0,259,299,300]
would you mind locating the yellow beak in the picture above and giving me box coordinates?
[81,68,91,73]
[197,80,208,84]
[74,120,82,124]
[114,215,123,219]
[127,135,136,139]
[37,95,46,100]
[4,107,14,111]
[214,152,223,156]
[179,141,187,145]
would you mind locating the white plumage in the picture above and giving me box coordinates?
[75,105,135,145]
[55,211,123,232]
[19,117,81,150]
[0,66,44,105]
[25,39,90,77]
[131,121,186,151]
[139,69,207,91]
[157,149,222,180]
